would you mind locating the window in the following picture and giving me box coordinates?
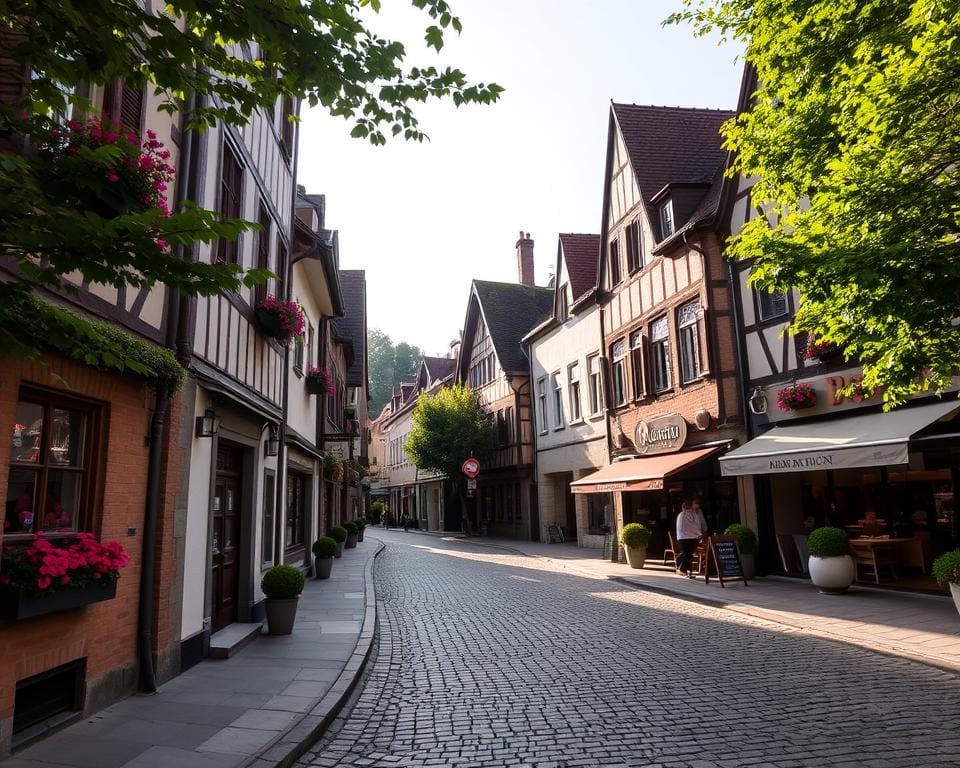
[5,391,100,538]
[536,377,548,434]
[307,323,315,369]
[567,362,582,423]
[678,299,703,383]
[630,330,646,400]
[660,200,675,237]
[758,289,788,321]
[504,406,514,444]
[216,144,243,264]
[285,471,305,551]
[650,315,672,392]
[496,410,508,446]
[293,334,304,375]
[558,285,569,319]
[587,354,603,415]
[611,340,627,407]
[102,81,143,134]
[281,95,295,160]
[261,470,275,567]
[625,219,642,273]
[609,237,622,286]
[275,236,288,298]
[254,202,271,307]
[551,372,564,429]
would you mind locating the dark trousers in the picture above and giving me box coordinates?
[677,538,700,573]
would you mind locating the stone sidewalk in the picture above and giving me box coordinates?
[427,531,960,674]
[2,537,383,768]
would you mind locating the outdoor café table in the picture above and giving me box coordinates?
[848,536,923,570]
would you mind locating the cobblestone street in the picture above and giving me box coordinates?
[298,532,960,768]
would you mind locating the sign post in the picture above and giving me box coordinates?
[461,458,480,478]
[704,535,748,587]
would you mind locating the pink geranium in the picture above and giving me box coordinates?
[256,295,305,345]
[776,383,818,412]
[1,535,130,597]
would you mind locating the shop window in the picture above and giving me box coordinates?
[551,371,564,429]
[678,299,703,384]
[568,362,582,423]
[650,316,672,392]
[5,391,100,539]
[611,339,627,407]
[587,353,603,415]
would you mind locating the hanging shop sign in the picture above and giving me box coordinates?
[634,413,688,455]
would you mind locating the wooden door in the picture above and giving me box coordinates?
[212,444,242,632]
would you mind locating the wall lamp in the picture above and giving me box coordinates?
[748,387,768,416]
[265,424,281,457]
[195,408,220,438]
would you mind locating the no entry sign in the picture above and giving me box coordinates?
[461,458,480,478]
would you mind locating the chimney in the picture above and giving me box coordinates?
[516,231,534,287]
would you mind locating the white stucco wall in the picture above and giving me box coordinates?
[181,387,213,641]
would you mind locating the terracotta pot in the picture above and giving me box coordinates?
[808,554,855,594]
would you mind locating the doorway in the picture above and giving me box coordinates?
[212,443,242,633]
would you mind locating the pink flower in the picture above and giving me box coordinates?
[37,576,52,590]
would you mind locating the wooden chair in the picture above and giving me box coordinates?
[664,531,678,568]
[850,541,897,584]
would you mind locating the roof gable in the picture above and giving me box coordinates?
[558,233,600,303]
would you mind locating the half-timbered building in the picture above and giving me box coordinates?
[571,103,746,560]
[718,69,960,587]
[524,233,610,547]
[455,235,554,540]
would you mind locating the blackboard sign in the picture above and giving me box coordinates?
[705,535,748,587]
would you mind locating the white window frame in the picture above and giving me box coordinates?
[611,339,627,407]
[587,353,603,417]
[650,315,672,393]
[567,362,582,424]
[536,377,548,435]
[660,200,675,237]
[551,371,564,430]
[678,299,703,384]
[630,330,646,400]
[757,288,789,321]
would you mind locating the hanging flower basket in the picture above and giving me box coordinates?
[777,382,818,412]
[255,296,305,346]
[305,366,334,396]
[805,333,843,363]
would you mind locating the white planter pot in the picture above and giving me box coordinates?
[808,554,855,594]
[624,545,647,569]
[950,583,960,619]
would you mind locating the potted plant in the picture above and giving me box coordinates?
[305,365,334,396]
[805,333,843,363]
[0,534,130,620]
[932,549,960,619]
[343,521,359,549]
[371,501,384,525]
[255,295,305,346]
[777,382,818,412]
[323,452,343,481]
[311,536,337,580]
[353,518,366,542]
[806,526,855,594]
[620,523,652,569]
[261,564,305,635]
[724,523,758,579]
[329,525,348,558]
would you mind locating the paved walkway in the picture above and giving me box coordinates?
[3,538,382,768]
[430,531,960,673]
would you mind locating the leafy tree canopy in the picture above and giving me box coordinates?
[367,329,422,414]
[404,383,495,484]
[669,0,960,406]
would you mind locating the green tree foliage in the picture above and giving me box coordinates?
[669,0,960,406]
[405,383,495,490]
[367,329,423,414]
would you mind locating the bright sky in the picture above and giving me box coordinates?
[297,0,743,357]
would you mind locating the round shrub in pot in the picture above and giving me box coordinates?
[343,521,359,549]
[329,525,347,558]
[261,564,306,635]
[932,549,960,619]
[620,523,652,569]
[354,518,366,542]
[312,536,337,580]
[806,526,854,594]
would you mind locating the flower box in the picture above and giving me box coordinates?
[255,296,305,346]
[255,306,283,338]
[0,581,117,620]
[777,383,818,412]
[305,366,334,396]
[805,334,843,363]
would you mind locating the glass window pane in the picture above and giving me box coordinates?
[651,316,669,342]
[11,402,44,463]
[43,470,81,531]
[5,469,38,533]
[49,409,86,467]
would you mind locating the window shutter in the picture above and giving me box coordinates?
[119,83,143,134]
[699,307,713,377]
[0,32,27,108]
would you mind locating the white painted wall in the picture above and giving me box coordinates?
[181,387,213,641]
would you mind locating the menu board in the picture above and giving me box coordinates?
[705,535,748,587]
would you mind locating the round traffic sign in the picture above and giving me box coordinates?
[461,457,480,478]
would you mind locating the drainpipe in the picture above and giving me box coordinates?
[138,90,195,692]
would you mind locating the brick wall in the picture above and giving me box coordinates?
[0,352,181,757]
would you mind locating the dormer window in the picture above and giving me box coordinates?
[660,200,675,238]
[558,284,569,319]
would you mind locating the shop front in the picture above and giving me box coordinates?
[722,395,960,592]
[571,414,740,561]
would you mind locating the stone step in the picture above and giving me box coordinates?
[209,622,263,659]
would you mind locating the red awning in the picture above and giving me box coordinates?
[569,446,721,494]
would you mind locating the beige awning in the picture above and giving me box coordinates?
[570,446,721,494]
[719,399,960,477]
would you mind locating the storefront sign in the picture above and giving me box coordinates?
[570,479,663,495]
[721,442,909,477]
[634,414,687,455]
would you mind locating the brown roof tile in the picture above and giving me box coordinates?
[558,233,600,301]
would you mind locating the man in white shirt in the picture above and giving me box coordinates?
[676,498,708,577]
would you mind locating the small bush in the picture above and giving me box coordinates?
[261,564,305,599]
[620,523,651,549]
[724,524,757,555]
[329,525,348,543]
[353,518,366,530]
[807,526,849,558]
[371,501,384,515]
[932,550,960,586]
[312,536,337,559]
[343,521,358,535]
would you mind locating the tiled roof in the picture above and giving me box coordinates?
[473,281,554,374]
[611,104,733,228]
[422,356,456,384]
[558,233,600,301]
[337,270,367,388]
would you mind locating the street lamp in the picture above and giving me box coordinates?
[195,408,220,438]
